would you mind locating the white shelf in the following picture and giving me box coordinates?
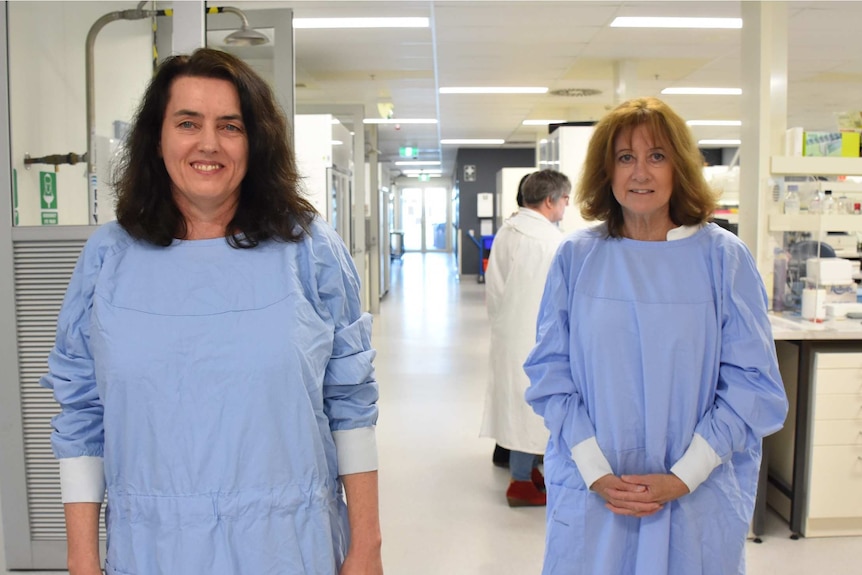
[771,156,862,176]
[769,214,862,232]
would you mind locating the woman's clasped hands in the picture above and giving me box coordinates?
[590,473,690,518]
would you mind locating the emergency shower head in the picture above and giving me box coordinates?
[217,6,269,46]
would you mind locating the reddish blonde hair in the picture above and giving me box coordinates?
[577,97,718,238]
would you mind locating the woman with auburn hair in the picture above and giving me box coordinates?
[525,97,787,574]
[42,48,382,575]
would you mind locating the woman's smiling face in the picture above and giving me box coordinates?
[611,124,674,224]
[160,76,249,215]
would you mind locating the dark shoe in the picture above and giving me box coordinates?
[531,467,545,492]
[493,444,510,468]
[506,480,547,507]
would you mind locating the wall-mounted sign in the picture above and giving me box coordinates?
[40,171,58,225]
[463,164,477,182]
[12,168,18,225]
[40,172,57,209]
[477,192,493,218]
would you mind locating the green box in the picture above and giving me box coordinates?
[41,211,58,225]
[803,131,861,157]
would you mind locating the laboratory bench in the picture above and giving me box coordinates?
[754,314,862,540]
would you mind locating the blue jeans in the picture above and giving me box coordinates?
[509,450,537,482]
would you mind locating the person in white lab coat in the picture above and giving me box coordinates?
[480,169,571,507]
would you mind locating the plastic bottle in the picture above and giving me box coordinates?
[772,248,789,312]
[837,194,850,214]
[783,185,800,215]
[822,189,835,214]
[808,189,823,214]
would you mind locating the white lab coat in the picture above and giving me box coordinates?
[480,208,563,454]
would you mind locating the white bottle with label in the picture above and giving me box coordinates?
[822,189,835,214]
[783,185,800,215]
[808,189,823,214]
[837,194,850,214]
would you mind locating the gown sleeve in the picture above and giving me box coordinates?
[524,246,612,488]
[315,225,380,476]
[40,237,107,503]
[686,243,788,470]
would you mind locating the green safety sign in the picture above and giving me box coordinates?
[41,212,58,225]
[13,168,18,225]
[40,171,57,210]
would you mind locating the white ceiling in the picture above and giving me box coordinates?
[219,1,862,181]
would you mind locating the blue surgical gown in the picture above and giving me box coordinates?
[41,219,378,575]
[525,223,788,575]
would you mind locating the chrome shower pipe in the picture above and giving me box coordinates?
[85,7,166,224]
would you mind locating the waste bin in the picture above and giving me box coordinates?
[433,223,446,249]
[390,230,404,259]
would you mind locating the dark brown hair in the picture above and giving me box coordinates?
[577,97,718,238]
[113,48,315,247]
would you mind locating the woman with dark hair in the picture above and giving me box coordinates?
[525,97,787,573]
[41,48,382,575]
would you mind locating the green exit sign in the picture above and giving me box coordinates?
[399,146,416,158]
[418,174,430,182]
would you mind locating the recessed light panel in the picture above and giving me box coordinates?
[662,87,742,95]
[611,17,742,29]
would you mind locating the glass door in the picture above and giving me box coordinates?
[401,187,449,252]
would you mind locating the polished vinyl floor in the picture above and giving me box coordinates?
[375,252,861,575]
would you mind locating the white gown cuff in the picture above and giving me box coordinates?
[59,456,106,503]
[670,433,722,492]
[333,426,378,475]
[571,437,614,489]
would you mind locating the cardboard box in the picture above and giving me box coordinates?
[803,131,860,157]
[823,282,858,304]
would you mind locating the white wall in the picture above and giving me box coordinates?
[8,1,152,226]
[294,114,334,218]
[497,166,535,229]
[554,125,595,234]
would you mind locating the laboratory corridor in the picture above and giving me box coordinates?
[375,252,859,575]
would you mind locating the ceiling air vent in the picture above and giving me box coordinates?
[549,88,602,97]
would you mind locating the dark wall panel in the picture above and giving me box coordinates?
[455,148,535,276]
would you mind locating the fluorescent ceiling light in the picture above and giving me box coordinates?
[522,119,567,126]
[440,87,548,95]
[662,87,742,95]
[395,161,441,166]
[441,139,505,145]
[293,17,429,29]
[611,17,742,29]
[363,118,437,125]
[331,140,343,146]
[403,170,443,175]
[698,139,741,146]
[687,120,742,127]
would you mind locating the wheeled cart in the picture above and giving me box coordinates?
[467,232,494,283]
